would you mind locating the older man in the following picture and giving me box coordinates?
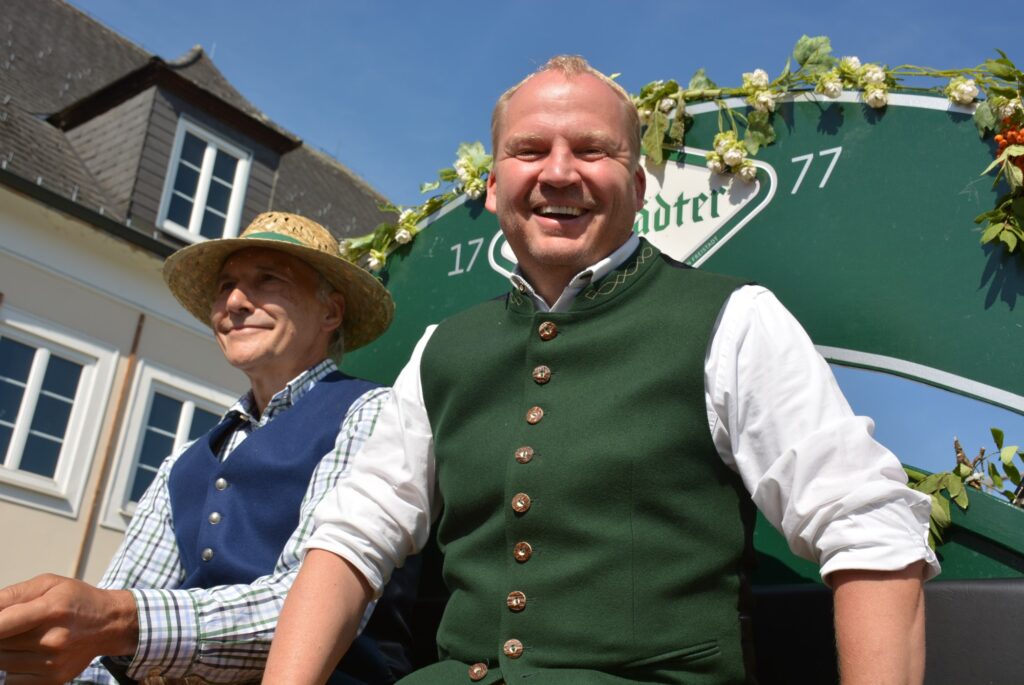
[267,57,938,685]
[0,212,415,684]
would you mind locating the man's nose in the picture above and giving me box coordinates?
[224,285,254,313]
[538,145,580,187]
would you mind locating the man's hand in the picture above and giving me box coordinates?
[0,574,139,685]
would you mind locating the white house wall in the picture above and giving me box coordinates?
[0,186,245,586]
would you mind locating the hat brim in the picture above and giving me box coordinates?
[162,237,394,352]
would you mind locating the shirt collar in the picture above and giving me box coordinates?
[509,233,641,313]
[229,358,338,427]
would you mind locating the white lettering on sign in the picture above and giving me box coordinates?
[790,146,842,194]
[448,237,485,276]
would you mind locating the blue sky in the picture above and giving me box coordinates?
[68,0,1024,479]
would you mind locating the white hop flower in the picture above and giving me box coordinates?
[1000,97,1023,119]
[398,208,414,223]
[659,97,675,113]
[817,71,842,99]
[723,146,746,168]
[840,56,861,71]
[864,85,888,109]
[713,131,737,156]
[638,108,652,124]
[752,90,776,113]
[394,228,413,244]
[705,152,725,174]
[367,253,384,271]
[742,68,770,90]
[339,240,354,259]
[738,162,758,182]
[946,77,979,105]
[861,64,886,85]
[464,178,486,200]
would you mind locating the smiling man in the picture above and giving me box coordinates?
[266,57,938,685]
[0,212,416,685]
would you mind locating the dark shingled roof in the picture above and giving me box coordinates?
[0,0,391,254]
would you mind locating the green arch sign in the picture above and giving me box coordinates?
[344,92,1024,416]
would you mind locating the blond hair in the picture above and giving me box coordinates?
[491,55,641,165]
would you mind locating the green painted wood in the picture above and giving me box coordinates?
[340,92,1024,581]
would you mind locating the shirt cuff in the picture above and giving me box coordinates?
[125,588,200,679]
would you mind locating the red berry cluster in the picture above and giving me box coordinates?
[995,117,1024,173]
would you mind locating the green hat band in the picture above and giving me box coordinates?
[244,232,306,245]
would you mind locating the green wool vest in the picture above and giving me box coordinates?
[412,241,757,685]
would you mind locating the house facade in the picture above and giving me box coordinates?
[0,0,391,585]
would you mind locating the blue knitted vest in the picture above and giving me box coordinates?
[168,371,378,588]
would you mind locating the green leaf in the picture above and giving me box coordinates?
[981,222,1005,244]
[1001,229,1020,252]
[688,68,718,91]
[744,136,760,156]
[992,427,1005,449]
[988,85,1020,98]
[915,473,944,494]
[904,466,927,483]
[1007,163,1024,190]
[1002,445,1021,465]
[1005,462,1022,486]
[974,100,997,137]
[955,462,974,479]
[1012,198,1024,223]
[944,475,969,509]
[419,180,441,193]
[668,113,689,144]
[931,492,952,529]
[989,461,1005,489]
[793,35,833,68]
[642,111,668,166]
[985,58,1019,80]
[438,168,458,182]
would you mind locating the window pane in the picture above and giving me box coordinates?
[129,466,157,503]
[0,423,11,460]
[20,434,60,478]
[41,355,82,399]
[212,150,237,184]
[172,163,200,197]
[29,394,72,439]
[0,337,35,381]
[0,380,24,425]
[189,408,220,440]
[167,194,194,228]
[147,393,182,433]
[199,210,225,239]
[180,132,206,166]
[205,179,231,214]
[138,428,173,469]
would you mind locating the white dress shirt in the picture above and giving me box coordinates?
[307,234,939,595]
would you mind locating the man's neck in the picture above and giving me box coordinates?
[246,357,328,417]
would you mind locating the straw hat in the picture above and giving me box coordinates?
[162,211,393,351]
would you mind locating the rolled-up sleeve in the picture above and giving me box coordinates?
[305,326,440,596]
[706,286,940,583]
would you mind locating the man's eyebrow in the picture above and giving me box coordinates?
[503,133,546,149]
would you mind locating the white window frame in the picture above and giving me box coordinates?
[101,360,235,531]
[0,306,118,517]
[156,116,252,243]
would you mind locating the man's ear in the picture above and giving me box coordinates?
[323,292,345,333]
[484,167,498,215]
[633,164,647,211]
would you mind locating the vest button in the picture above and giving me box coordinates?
[214,478,228,491]
[514,446,534,464]
[538,321,558,340]
[511,493,532,514]
[208,511,221,525]
[532,365,551,384]
[525,406,544,424]
[468,662,488,681]
[513,541,533,562]
[503,638,524,658]
[506,591,527,612]
[201,548,214,562]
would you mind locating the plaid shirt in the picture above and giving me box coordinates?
[72,360,388,684]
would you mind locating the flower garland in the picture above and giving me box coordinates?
[341,36,1022,271]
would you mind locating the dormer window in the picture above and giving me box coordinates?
[158,117,252,242]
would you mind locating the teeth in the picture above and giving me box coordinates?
[538,205,583,217]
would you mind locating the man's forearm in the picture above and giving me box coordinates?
[263,549,372,685]
[831,561,926,685]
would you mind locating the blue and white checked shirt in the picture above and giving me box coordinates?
[71,359,388,684]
